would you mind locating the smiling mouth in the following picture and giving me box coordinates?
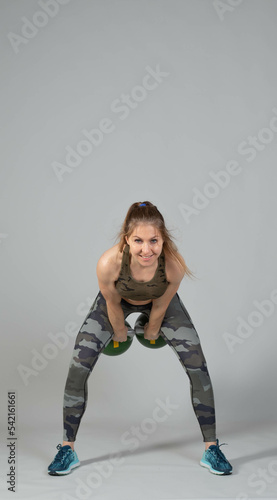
[140,255,153,259]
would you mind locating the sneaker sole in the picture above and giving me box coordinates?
[48,460,80,475]
[200,459,232,475]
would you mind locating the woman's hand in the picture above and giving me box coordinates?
[143,322,160,341]
[112,325,128,343]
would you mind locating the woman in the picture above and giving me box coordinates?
[48,201,232,476]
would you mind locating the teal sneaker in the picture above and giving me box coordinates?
[48,444,80,475]
[200,440,232,475]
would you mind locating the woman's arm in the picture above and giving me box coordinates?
[96,252,128,342]
[144,255,185,340]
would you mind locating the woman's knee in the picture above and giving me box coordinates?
[160,317,200,348]
[76,293,114,343]
[160,295,203,358]
[162,294,194,327]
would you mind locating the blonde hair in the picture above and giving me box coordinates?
[113,201,196,280]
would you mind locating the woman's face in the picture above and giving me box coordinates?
[125,224,164,267]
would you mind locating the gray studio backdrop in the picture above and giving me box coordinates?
[0,0,276,496]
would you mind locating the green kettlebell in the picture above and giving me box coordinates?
[134,313,167,349]
[102,320,134,356]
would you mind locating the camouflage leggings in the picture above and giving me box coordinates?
[63,291,216,443]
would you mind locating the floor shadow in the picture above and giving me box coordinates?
[215,421,277,472]
[79,421,277,475]
[80,434,198,468]
[231,446,277,468]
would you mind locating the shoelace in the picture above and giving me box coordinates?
[208,442,229,465]
[53,444,71,465]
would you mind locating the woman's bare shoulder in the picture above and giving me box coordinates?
[96,243,123,276]
[163,247,186,283]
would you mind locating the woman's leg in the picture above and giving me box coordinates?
[63,291,115,444]
[62,292,151,446]
[158,293,216,443]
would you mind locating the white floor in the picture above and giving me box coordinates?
[1,419,277,500]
